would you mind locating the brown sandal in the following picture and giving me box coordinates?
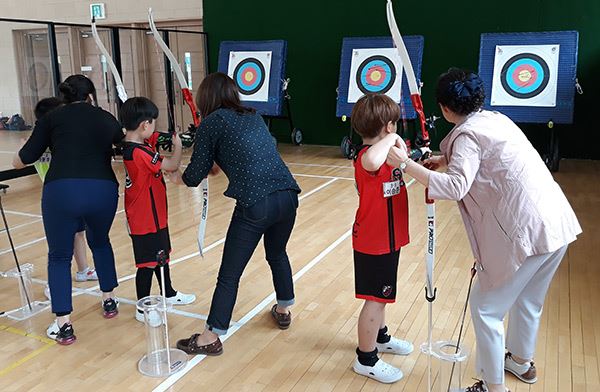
[176,333,223,356]
[270,304,292,329]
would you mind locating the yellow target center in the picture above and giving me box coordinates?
[518,70,532,83]
[244,71,254,82]
[371,71,382,82]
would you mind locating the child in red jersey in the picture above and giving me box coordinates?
[350,94,413,384]
[120,97,196,323]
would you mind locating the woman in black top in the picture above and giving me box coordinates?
[168,73,301,356]
[13,75,123,345]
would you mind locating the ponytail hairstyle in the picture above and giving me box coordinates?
[58,74,98,105]
[435,68,485,115]
[195,72,255,118]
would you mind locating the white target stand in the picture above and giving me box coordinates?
[1,263,49,321]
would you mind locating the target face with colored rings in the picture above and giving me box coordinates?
[356,55,396,95]
[233,58,266,95]
[500,53,550,99]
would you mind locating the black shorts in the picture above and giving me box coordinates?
[354,250,400,303]
[130,226,171,268]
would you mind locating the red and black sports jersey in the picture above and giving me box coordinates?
[122,133,168,236]
[352,145,409,255]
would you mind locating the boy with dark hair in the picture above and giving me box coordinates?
[350,94,413,383]
[120,97,195,322]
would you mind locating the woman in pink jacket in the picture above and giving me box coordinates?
[389,68,581,392]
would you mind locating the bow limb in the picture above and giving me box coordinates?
[385,0,429,144]
[91,18,128,103]
[148,8,200,127]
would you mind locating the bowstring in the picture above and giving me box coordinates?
[151,29,176,136]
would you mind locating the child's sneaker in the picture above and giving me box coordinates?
[376,336,414,355]
[135,310,163,327]
[102,298,119,318]
[75,268,98,282]
[47,320,76,345]
[352,357,403,383]
[166,291,196,305]
[504,352,537,384]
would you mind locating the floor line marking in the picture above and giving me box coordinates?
[0,324,56,377]
[153,178,416,391]
[153,228,353,392]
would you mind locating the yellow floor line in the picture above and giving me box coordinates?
[0,324,56,345]
[0,324,56,377]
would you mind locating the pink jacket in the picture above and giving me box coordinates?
[428,110,581,290]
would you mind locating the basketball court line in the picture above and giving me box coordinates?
[0,324,56,377]
[2,176,342,326]
[153,178,416,391]
[0,217,42,233]
[4,210,42,218]
[0,209,126,255]
[73,177,340,293]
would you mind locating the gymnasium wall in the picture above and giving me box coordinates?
[0,0,202,120]
[204,0,600,159]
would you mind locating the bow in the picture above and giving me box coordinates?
[386,2,436,391]
[91,17,128,103]
[148,8,209,257]
[148,8,199,128]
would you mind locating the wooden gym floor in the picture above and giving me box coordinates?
[0,131,598,391]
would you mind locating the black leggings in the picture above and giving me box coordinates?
[135,264,177,300]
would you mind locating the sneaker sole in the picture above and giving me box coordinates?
[505,366,537,384]
[103,310,119,319]
[56,336,77,345]
[352,365,403,384]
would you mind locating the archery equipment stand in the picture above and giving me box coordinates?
[431,340,469,392]
[0,183,48,321]
[137,250,187,377]
[2,263,48,321]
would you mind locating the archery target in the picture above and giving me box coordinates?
[348,48,404,103]
[227,51,271,102]
[490,45,559,107]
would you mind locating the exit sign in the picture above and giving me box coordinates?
[90,3,106,20]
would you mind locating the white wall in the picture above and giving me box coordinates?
[0,0,202,119]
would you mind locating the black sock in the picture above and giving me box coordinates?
[377,326,391,344]
[136,267,154,300]
[154,264,177,298]
[356,347,379,367]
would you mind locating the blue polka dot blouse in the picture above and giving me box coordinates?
[182,108,301,207]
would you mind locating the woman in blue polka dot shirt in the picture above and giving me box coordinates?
[167,72,301,356]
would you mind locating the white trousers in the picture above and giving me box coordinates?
[469,245,568,384]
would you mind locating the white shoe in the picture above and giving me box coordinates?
[46,319,59,340]
[166,291,196,305]
[44,285,51,301]
[136,310,163,327]
[75,268,98,282]
[376,336,414,355]
[352,358,403,383]
[505,352,537,384]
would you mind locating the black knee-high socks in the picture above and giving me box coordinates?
[135,264,177,301]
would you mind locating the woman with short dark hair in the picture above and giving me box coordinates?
[167,72,301,356]
[387,68,581,392]
[13,74,124,345]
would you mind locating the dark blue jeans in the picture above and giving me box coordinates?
[42,179,119,315]
[207,189,298,334]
